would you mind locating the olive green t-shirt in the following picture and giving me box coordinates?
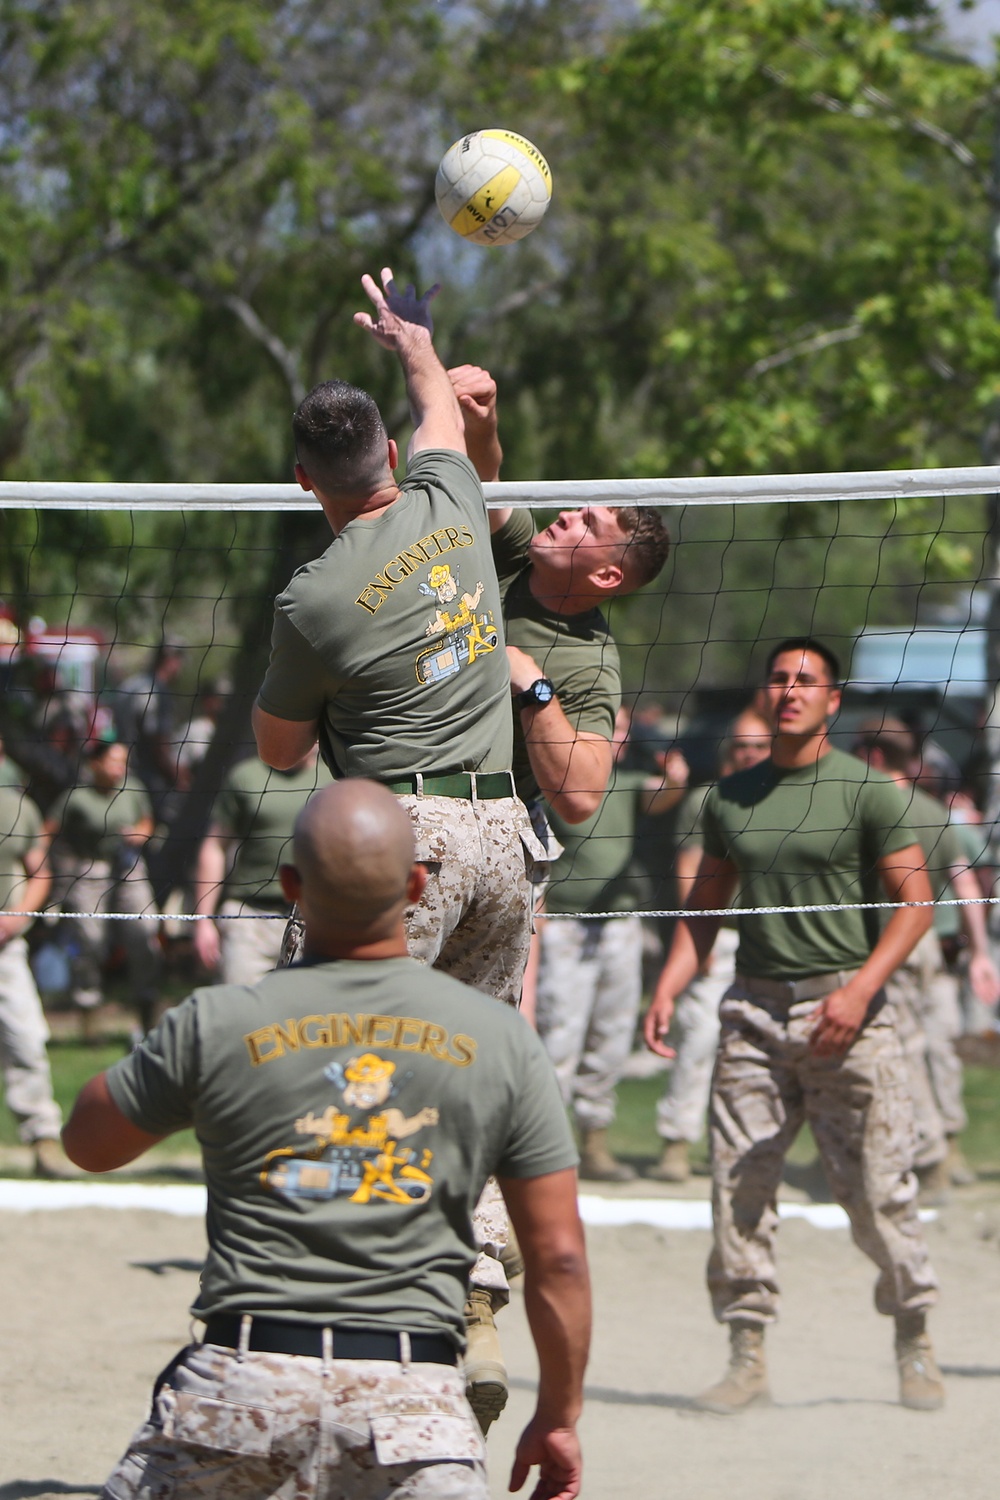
[0,786,42,911]
[257,450,513,781]
[701,748,916,980]
[545,768,650,914]
[215,757,331,907]
[492,511,620,805]
[891,783,964,939]
[50,776,153,862]
[105,956,577,1346]
[0,758,24,790]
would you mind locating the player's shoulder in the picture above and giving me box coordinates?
[402,447,482,494]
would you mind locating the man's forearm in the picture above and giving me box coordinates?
[952,865,990,955]
[397,334,465,453]
[523,1255,591,1427]
[193,836,227,917]
[520,702,610,824]
[852,905,933,1003]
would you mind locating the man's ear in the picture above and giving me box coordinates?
[388,437,399,472]
[279,864,303,904]
[407,863,428,906]
[590,562,625,595]
[294,463,314,494]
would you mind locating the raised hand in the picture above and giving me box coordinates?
[354,266,441,348]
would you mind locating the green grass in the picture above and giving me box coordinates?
[608,1068,1000,1175]
[6,1036,1000,1181]
[1,1031,199,1165]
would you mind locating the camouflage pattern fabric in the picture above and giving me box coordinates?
[535,914,643,1131]
[707,980,939,1325]
[885,928,966,1159]
[104,1339,488,1500]
[656,927,737,1146]
[217,900,286,986]
[0,937,63,1143]
[281,794,544,1009]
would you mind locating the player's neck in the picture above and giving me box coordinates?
[321,483,402,536]
[301,932,410,963]
[771,729,833,770]
[527,565,600,617]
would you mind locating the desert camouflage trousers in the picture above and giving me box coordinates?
[218,900,287,986]
[885,928,966,1169]
[708,980,939,1326]
[0,936,63,1143]
[536,914,643,1131]
[103,1339,488,1500]
[656,927,738,1145]
[279,793,547,1298]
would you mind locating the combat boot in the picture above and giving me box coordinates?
[579,1127,636,1182]
[646,1139,690,1183]
[33,1138,81,1180]
[693,1320,771,1414]
[895,1315,945,1411]
[464,1288,508,1435]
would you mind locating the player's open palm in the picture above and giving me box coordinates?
[355,266,440,347]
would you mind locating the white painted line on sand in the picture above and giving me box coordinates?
[0,1179,935,1228]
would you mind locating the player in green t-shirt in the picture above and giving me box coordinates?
[644,637,943,1414]
[852,716,1000,1195]
[192,749,329,984]
[44,735,161,1033]
[64,779,589,1500]
[536,707,688,1182]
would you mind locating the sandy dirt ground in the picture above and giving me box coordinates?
[2,1180,1000,1500]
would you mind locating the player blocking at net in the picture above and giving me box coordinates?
[644,637,945,1413]
[251,267,548,1432]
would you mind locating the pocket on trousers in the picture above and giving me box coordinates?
[369,1397,485,1465]
[104,1452,174,1500]
[163,1393,275,1457]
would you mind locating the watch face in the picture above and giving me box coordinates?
[534,679,555,704]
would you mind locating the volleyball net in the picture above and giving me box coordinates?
[1,463,998,932]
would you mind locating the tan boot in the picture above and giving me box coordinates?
[915,1158,951,1206]
[33,1138,82,1181]
[693,1320,771,1413]
[895,1316,945,1411]
[464,1288,508,1435]
[945,1135,976,1187]
[646,1139,690,1183]
[579,1127,636,1183]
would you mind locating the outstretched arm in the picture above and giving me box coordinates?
[500,1168,589,1500]
[449,364,504,487]
[355,268,465,457]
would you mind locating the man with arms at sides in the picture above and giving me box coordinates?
[537,705,689,1182]
[644,638,944,1413]
[650,707,772,1184]
[192,747,328,985]
[64,780,589,1500]
[448,364,672,1018]
[852,715,1000,1196]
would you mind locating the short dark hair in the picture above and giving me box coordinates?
[765,636,841,684]
[615,507,671,590]
[293,380,389,496]
[852,715,916,774]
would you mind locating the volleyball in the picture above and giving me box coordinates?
[435,130,552,247]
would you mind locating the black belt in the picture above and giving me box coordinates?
[202,1315,457,1365]
[384,771,514,800]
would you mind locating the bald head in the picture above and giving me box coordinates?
[287,780,419,948]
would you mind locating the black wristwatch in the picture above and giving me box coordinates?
[515,677,555,710]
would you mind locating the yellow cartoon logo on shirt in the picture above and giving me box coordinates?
[261,1053,438,1206]
[415,563,498,686]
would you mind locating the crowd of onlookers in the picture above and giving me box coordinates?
[1,642,997,1198]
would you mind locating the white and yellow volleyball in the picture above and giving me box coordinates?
[435,130,552,247]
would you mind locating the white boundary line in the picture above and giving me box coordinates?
[0,1179,934,1229]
